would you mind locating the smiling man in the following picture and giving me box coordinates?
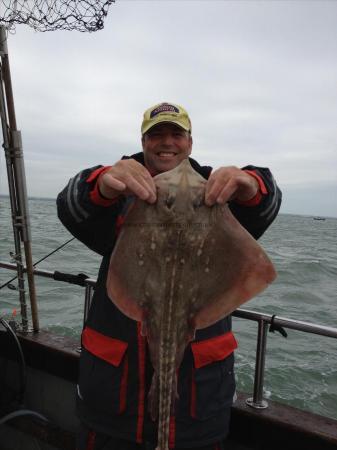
[57,102,282,450]
[98,103,264,208]
[141,103,192,174]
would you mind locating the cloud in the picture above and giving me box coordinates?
[0,1,336,216]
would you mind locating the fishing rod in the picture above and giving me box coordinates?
[0,237,75,291]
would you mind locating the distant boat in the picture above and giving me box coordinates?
[313,216,326,221]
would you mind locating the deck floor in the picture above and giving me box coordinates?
[223,439,253,450]
[0,423,253,450]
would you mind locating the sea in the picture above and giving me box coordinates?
[0,196,337,421]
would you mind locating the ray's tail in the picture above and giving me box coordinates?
[155,332,177,450]
[153,243,181,450]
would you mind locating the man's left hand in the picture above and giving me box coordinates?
[205,166,259,206]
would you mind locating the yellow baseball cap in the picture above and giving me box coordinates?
[141,102,192,135]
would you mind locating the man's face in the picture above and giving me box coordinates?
[142,123,192,175]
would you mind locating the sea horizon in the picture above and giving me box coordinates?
[1,194,336,220]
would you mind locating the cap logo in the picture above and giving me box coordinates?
[150,104,179,118]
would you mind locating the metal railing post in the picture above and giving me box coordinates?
[246,318,269,409]
[0,26,39,331]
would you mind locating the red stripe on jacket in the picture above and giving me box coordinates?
[86,166,121,207]
[169,415,176,449]
[191,332,238,369]
[168,368,180,447]
[85,430,96,450]
[136,322,146,443]
[82,326,128,366]
[235,169,267,207]
[190,332,237,418]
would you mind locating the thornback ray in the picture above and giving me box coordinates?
[106,159,276,450]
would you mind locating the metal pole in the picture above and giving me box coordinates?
[246,319,269,409]
[0,31,28,331]
[0,25,39,331]
[234,308,337,339]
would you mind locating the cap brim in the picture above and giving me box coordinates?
[142,118,190,135]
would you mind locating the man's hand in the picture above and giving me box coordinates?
[205,166,259,206]
[98,159,157,203]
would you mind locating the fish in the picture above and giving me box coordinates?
[106,159,276,450]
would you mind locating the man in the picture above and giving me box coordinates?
[57,102,282,450]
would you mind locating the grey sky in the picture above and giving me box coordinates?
[0,1,336,217]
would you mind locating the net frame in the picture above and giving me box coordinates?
[0,0,115,32]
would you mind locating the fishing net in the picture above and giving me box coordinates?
[0,0,115,32]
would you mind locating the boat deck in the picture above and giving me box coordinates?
[1,330,337,450]
[0,422,253,450]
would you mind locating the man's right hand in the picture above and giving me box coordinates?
[98,159,157,203]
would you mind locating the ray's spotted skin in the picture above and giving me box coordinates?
[106,159,276,450]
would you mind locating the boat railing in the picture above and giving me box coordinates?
[1,261,337,410]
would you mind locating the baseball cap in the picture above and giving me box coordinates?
[141,102,192,135]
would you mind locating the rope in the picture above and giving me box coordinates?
[0,409,49,425]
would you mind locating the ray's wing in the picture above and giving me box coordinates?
[186,203,276,329]
[106,198,169,329]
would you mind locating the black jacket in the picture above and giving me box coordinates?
[57,152,282,447]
